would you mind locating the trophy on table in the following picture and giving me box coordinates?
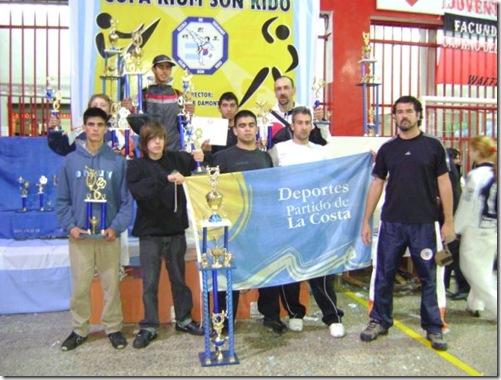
[312,77,331,127]
[17,176,29,212]
[255,101,272,151]
[83,166,107,237]
[35,175,48,212]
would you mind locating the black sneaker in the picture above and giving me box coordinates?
[360,320,388,342]
[263,318,287,334]
[108,331,127,349]
[450,292,468,301]
[61,331,87,351]
[133,329,157,349]
[426,331,448,351]
[175,321,204,336]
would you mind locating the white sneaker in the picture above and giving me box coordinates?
[329,323,345,338]
[288,318,303,332]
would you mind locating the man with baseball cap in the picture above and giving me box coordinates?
[124,54,194,151]
[152,54,176,67]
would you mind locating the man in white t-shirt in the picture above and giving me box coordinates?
[267,106,345,339]
[269,75,332,147]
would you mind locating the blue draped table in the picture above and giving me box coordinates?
[0,210,66,239]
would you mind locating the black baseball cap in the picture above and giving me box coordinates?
[152,54,176,67]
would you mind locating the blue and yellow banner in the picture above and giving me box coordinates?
[184,152,373,290]
[69,0,319,126]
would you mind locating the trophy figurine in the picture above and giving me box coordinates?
[312,77,331,127]
[178,69,195,152]
[46,77,62,131]
[211,310,228,362]
[209,242,226,269]
[18,176,29,212]
[255,101,271,151]
[362,32,372,59]
[205,166,223,223]
[108,18,120,51]
[35,175,48,211]
[84,166,107,236]
[126,27,149,135]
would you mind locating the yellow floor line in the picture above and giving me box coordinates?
[344,291,483,376]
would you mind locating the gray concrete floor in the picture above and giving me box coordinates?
[0,275,498,377]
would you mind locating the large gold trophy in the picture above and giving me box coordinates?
[83,166,108,236]
[205,166,224,223]
[255,101,271,151]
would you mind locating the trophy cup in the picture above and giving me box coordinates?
[83,166,107,237]
[205,166,223,223]
[46,77,62,132]
[35,175,48,212]
[126,28,149,135]
[18,176,29,212]
[312,77,331,128]
[362,32,372,60]
[255,101,271,151]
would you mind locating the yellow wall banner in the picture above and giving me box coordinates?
[69,0,319,124]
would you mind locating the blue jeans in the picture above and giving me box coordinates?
[138,235,193,330]
[370,221,443,333]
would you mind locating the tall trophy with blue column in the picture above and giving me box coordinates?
[83,166,108,237]
[198,166,239,366]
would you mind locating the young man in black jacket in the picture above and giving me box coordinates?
[126,122,204,349]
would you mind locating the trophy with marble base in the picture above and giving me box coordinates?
[81,166,107,238]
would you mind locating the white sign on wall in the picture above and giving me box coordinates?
[376,0,444,15]
[377,0,498,20]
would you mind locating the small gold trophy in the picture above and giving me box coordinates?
[205,166,223,223]
[84,166,108,236]
[18,176,29,212]
[46,77,62,130]
[35,175,48,211]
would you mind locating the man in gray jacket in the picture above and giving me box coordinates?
[55,107,133,351]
